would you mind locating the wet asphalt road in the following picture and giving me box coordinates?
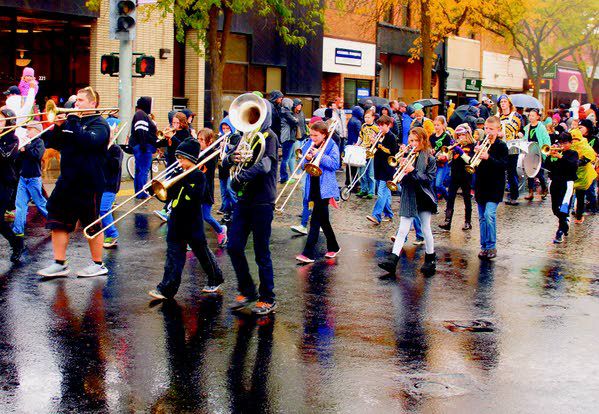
[1,176,599,413]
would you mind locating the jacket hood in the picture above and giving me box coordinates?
[282,97,293,110]
[292,98,302,107]
[261,98,273,133]
[219,116,236,135]
[380,104,393,116]
[351,105,364,120]
[269,90,283,102]
[136,96,152,114]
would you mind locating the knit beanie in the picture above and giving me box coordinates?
[175,138,201,164]
[454,123,472,136]
[23,67,35,77]
[579,118,594,135]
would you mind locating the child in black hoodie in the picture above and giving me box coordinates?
[100,134,123,248]
[148,139,224,300]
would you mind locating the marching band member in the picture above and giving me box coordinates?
[439,123,475,231]
[295,121,341,263]
[366,115,398,225]
[497,94,523,205]
[379,127,437,275]
[356,109,379,199]
[0,108,23,262]
[148,139,224,300]
[523,108,550,200]
[570,128,597,224]
[224,100,279,315]
[430,116,453,200]
[129,96,156,199]
[544,133,579,243]
[37,87,111,278]
[473,116,509,260]
[217,116,240,224]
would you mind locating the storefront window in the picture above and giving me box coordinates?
[344,78,371,109]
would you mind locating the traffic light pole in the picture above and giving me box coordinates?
[118,38,133,144]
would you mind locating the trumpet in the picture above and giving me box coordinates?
[386,147,418,191]
[387,146,410,167]
[365,131,384,158]
[156,127,174,140]
[275,142,316,212]
[435,142,459,157]
[83,135,226,239]
[465,135,492,174]
[304,119,339,176]
[541,144,563,156]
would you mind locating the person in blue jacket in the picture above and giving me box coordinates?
[345,105,364,189]
[295,121,341,263]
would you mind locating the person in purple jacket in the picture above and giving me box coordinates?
[295,121,341,263]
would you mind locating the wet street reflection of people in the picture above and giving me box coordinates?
[0,272,19,404]
[227,316,274,413]
[150,298,222,412]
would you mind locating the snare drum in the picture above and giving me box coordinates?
[343,145,367,167]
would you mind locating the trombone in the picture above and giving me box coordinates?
[465,135,492,174]
[83,134,226,239]
[304,119,338,177]
[365,131,384,159]
[386,147,418,191]
[275,142,316,212]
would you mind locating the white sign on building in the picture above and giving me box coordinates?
[322,37,376,76]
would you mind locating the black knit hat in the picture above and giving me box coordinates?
[175,138,200,164]
[579,118,595,135]
[0,107,16,126]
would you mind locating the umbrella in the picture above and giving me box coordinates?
[358,96,389,108]
[508,94,543,109]
[448,104,479,130]
[313,107,327,118]
[412,98,442,108]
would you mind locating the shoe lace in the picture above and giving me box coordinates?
[235,295,246,302]
[255,301,270,308]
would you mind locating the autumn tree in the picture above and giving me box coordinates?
[573,35,599,101]
[475,0,599,99]
[88,0,323,126]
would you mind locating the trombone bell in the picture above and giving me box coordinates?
[304,163,323,177]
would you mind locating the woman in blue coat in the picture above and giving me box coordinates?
[296,121,341,263]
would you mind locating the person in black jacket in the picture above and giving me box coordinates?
[224,97,279,316]
[366,115,398,224]
[217,117,240,224]
[0,108,23,262]
[472,116,509,260]
[129,96,157,199]
[37,87,111,278]
[148,139,224,299]
[99,135,123,249]
[13,122,48,241]
[268,90,283,139]
[545,133,579,243]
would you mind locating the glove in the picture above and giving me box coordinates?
[453,146,464,156]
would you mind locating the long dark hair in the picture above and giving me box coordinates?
[410,127,431,152]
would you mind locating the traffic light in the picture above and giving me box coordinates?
[135,55,155,77]
[101,54,119,76]
[110,0,136,40]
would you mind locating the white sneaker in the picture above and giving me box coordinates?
[77,263,108,277]
[38,262,70,278]
[290,224,308,235]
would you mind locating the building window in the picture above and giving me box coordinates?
[266,67,283,92]
[344,78,372,109]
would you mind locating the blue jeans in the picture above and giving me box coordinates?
[435,164,450,199]
[412,215,424,239]
[478,201,498,250]
[133,145,154,198]
[301,198,312,227]
[585,179,597,212]
[13,177,48,235]
[359,160,375,195]
[372,179,393,222]
[219,176,237,213]
[202,203,223,233]
[280,140,295,183]
[100,192,119,239]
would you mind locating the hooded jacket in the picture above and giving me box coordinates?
[292,99,307,140]
[347,106,364,146]
[380,105,400,138]
[129,97,157,150]
[571,135,597,190]
[218,116,241,179]
[523,121,551,158]
[279,97,299,144]
[268,90,283,138]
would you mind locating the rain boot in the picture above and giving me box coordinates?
[378,253,399,274]
[524,190,534,201]
[10,234,24,263]
[421,252,436,275]
[439,209,453,231]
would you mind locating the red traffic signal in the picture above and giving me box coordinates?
[135,55,155,77]
[101,54,119,75]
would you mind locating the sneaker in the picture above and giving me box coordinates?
[366,215,381,225]
[505,199,519,206]
[382,216,392,222]
[478,250,488,259]
[202,284,223,293]
[553,230,564,244]
[295,254,315,263]
[462,222,472,230]
[356,191,367,198]
[290,224,308,235]
[77,263,109,277]
[4,210,15,221]
[148,289,167,300]
[365,194,374,200]
[413,237,425,246]
[288,178,296,185]
[574,217,585,224]
[217,225,228,246]
[324,249,341,258]
[252,301,277,315]
[153,209,169,222]
[524,193,534,201]
[103,237,118,248]
[541,189,548,200]
[38,262,70,278]
[486,249,497,259]
[439,221,451,231]
[230,295,251,310]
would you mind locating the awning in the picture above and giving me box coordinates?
[553,69,585,94]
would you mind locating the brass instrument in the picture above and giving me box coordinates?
[365,131,384,159]
[435,142,459,157]
[83,135,226,239]
[217,131,232,163]
[386,147,418,191]
[388,146,410,167]
[275,142,316,212]
[465,135,492,174]
[541,144,563,156]
[304,119,339,177]
[156,127,174,140]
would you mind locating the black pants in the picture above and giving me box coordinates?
[0,184,18,248]
[445,174,472,223]
[302,198,339,259]
[157,238,223,298]
[550,183,570,234]
[575,189,586,220]
[227,203,275,303]
[507,153,520,200]
[527,169,547,192]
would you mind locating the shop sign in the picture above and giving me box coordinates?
[464,79,482,92]
[356,88,370,99]
[335,48,362,67]
[567,75,579,93]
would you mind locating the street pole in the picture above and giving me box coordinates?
[118,38,133,144]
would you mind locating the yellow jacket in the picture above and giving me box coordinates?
[571,130,597,190]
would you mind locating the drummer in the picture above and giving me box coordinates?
[522,108,550,200]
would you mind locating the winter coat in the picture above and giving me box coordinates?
[474,139,509,204]
[268,90,283,138]
[103,144,123,194]
[166,169,207,242]
[18,136,45,178]
[0,130,18,187]
[380,105,400,138]
[400,113,412,145]
[398,150,437,217]
[347,106,364,146]
[279,98,299,144]
[523,122,551,159]
[571,137,597,191]
[129,108,157,150]
[292,99,307,140]
[300,138,340,200]
[373,131,398,181]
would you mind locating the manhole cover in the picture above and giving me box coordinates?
[443,319,494,332]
